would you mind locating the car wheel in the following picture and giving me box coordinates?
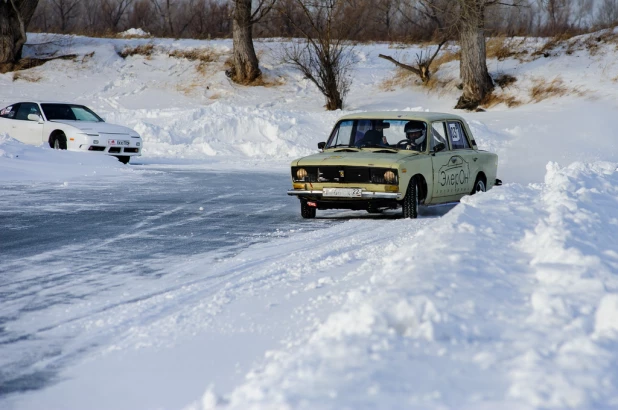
[116,156,130,164]
[402,177,419,219]
[50,133,67,150]
[471,176,486,195]
[301,200,316,219]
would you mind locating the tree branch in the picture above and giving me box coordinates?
[378,53,422,76]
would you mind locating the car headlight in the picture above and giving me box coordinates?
[370,168,398,184]
[384,170,396,183]
[296,168,308,180]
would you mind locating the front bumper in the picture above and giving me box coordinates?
[287,190,399,199]
[74,135,142,156]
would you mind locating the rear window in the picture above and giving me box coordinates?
[0,105,17,119]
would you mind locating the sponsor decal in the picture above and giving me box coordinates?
[439,155,470,189]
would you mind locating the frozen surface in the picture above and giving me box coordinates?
[1,32,618,409]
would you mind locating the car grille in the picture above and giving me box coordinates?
[292,166,397,185]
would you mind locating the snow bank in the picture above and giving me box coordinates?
[119,28,150,37]
[192,161,618,410]
[0,134,132,183]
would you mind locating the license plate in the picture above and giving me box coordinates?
[322,188,363,198]
[108,139,130,146]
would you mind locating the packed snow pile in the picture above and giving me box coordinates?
[0,133,131,182]
[188,161,618,409]
[118,28,151,38]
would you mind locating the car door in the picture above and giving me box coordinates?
[430,120,458,202]
[12,103,44,145]
[430,120,475,202]
[444,120,476,198]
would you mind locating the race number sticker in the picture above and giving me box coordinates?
[449,123,460,142]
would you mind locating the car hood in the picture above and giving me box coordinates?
[293,149,419,168]
[50,120,137,136]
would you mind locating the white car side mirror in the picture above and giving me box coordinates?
[27,114,43,123]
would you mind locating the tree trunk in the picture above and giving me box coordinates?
[230,0,260,84]
[324,76,343,110]
[0,0,39,66]
[455,0,493,110]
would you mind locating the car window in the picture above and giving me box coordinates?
[15,103,41,121]
[353,120,373,144]
[327,119,429,149]
[431,121,449,151]
[0,104,18,119]
[327,120,354,147]
[41,104,104,122]
[447,121,470,150]
[72,106,102,122]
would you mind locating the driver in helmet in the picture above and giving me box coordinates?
[404,121,426,151]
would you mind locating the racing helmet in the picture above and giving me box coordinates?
[404,122,426,146]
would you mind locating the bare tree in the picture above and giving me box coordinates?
[48,0,80,32]
[596,0,618,28]
[379,0,455,83]
[378,41,446,83]
[126,0,153,33]
[454,0,494,109]
[150,0,176,35]
[0,0,39,66]
[187,0,231,38]
[537,0,571,34]
[100,0,134,31]
[228,0,275,84]
[280,0,366,110]
[149,0,196,37]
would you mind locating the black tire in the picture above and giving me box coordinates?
[50,133,67,150]
[301,201,316,219]
[116,156,130,164]
[471,176,486,195]
[402,177,419,219]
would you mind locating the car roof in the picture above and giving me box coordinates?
[36,101,78,105]
[6,101,81,105]
[336,111,466,123]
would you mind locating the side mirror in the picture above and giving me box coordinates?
[317,142,326,150]
[433,142,446,153]
[28,113,43,123]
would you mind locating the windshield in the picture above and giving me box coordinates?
[41,104,104,122]
[326,119,428,152]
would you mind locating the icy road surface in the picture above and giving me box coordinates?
[0,165,446,410]
[0,168,340,397]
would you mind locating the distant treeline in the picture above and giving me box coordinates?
[29,0,618,40]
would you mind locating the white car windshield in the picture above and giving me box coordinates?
[41,104,104,122]
[326,119,428,152]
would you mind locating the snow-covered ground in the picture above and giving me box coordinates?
[2,31,618,409]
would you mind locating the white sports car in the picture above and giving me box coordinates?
[0,101,142,164]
